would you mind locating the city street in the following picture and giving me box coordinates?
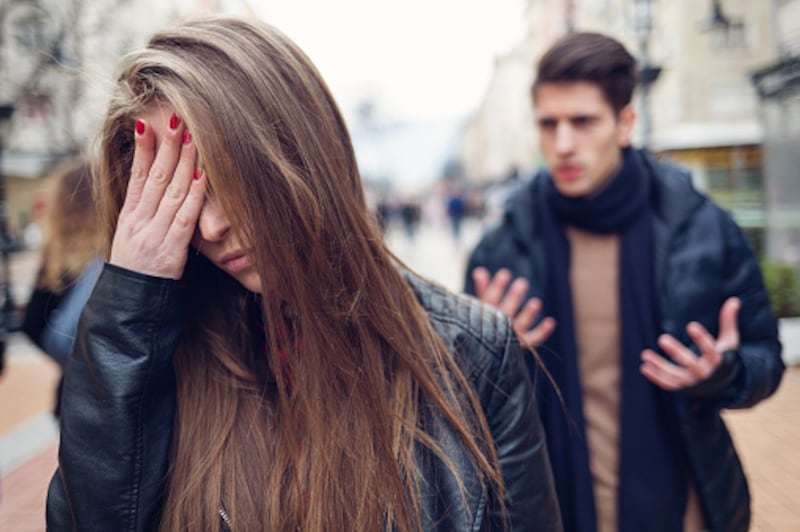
[1,219,798,530]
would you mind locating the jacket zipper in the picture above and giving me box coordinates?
[219,505,232,530]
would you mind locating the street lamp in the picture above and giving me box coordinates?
[705,0,731,31]
[702,0,744,49]
[0,103,14,372]
[632,0,662,150]
[0,0,51,368]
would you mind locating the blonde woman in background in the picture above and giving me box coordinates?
[21,159,103,417]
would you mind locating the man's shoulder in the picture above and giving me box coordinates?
[472,218,513,254]
[641,150,719,222]
[472,174,543,253]
[640,150,694,191]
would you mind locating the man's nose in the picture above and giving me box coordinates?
[555,123,575,154]
[196,198,231,242]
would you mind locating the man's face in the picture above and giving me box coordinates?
[533,81,635,198]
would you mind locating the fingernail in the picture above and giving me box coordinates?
[193,168,202,180]
[169,113,180,130]
[135,120,145,135]
[183,130,192,145]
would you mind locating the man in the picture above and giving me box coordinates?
[464,32,784,532]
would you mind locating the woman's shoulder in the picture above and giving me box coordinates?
[401,270,516,375]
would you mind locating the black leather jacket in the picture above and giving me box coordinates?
[46,264,563,531]
[465,150,784,532]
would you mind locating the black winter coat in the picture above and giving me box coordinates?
[46,264,563,531]
[465,149,784,532]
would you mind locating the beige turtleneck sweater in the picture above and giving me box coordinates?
[566,226,705,532]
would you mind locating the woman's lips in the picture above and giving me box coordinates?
[220,251,252,273]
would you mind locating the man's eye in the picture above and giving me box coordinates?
[572,116,594,127]
[538,120,556,130]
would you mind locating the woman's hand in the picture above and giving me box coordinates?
[109,110,206,279]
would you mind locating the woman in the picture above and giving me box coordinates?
[21,159,103,417]
[46,16,560,531]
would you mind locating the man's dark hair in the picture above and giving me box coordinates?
[532,32,638,114]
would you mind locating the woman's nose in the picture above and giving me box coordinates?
[196,198,231,242]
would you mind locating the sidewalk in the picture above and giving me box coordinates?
[2,324,798,531]
[724,367,800,531]
[0,336,60,531]
[1,223,798,530]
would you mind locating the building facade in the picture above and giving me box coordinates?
[1,0,188,235]
[0,0,252,239]
[751,0,800,267]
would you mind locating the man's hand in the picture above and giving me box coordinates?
[472,267,556,349]
[640,297,741,391]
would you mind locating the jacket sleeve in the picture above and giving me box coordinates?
[464,244,484,296]
[46,264,185,532]
[464,225,505,296]
[21,268,62,353]
[483,318,563,530]
[40,258,104,367]
[717,212,784,409]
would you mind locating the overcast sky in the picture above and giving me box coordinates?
[245,0,527,124]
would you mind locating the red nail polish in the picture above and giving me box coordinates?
[169,113,180,130]
[183,130,192,144]
[135,120,145,135]
[193,168,202,180]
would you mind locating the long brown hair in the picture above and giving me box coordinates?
[98,16,503,531]
[38,159,102,293]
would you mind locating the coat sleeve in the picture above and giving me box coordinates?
[46,264,184,532]
[21,269,62,353]
[464,237,488,296]
[39,258,104,366]
[717,212,784,409]
[483,318,563,530]
[463,225,505,296]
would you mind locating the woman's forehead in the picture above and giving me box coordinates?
[139,102,177,149]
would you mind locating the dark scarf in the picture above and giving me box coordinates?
[536,148,688,531]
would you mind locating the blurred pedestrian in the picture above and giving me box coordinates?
[400,196,421,241]
[465,32,783,532]
[46,16,561,532]
[375,194,391,233]
[446,187,466,241]
[21,159,103,417]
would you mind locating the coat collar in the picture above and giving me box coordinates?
[504,149,706,245]
[502,148,708,289]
